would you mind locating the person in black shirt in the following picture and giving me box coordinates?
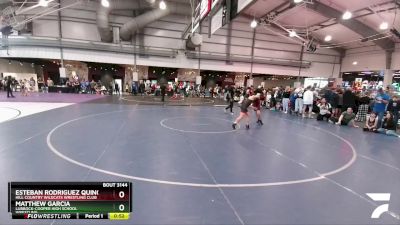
[6,76,15,98]
[160,84,166,102]
[232,94,260,130]
[376,112,400,137]
[224,86,234,115]
[363,112,378,132]
[387,95,400,130]
[342,88,356,113]
[114,82,120,95]
[282,87,291,114]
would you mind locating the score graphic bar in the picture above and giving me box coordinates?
[8,182,132,220]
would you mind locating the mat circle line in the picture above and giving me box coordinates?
[0,107,22,122]
[46,108,357,188]
[160,116,238,134]
[121,96,214,104]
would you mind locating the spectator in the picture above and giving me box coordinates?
[373,87,390,128]
[303,86,314,118]
[330,88,339,117]
[160,83,166,102]
[90,80,96,94]
[387,95,400,130]
[376,112,400,137]
[337,89,344,116]
[6,76,15,98]
[294,87,304,115]
[289,90,296,114]
[363,112,378,132]
[335,107,359,128]
[343,88,356,112]
[114,82,120,95]
[317,98,331,121]
[282,87,291,114]
[47,78,54,87]
[355,92,370,122]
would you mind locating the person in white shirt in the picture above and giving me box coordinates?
[317,98,331,121]
[302,86,314,118]
[294,87,303,115]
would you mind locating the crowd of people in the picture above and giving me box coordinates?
[223,85,400,137]
[1,76,36,98]
[2,74,399,137]
[124,81,227,99]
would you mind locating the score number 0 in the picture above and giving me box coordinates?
[118,191,125,211]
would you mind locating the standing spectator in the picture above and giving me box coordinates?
[373,87,390,128]
[160,83,166,102]
[343,88,356,113]
[47,78,54,87]
[289,90,296,114]
[355,92,371,122]
[317,98,331,121]
[387,95,400,130]
[324,88,334,106]
[21,79,28,97]
[337,89,344,116]
[85,80,90,93]
[282,87,291,114]
[90,80,96,94]
[38,77,44,92]
[274,87,283,111]
[294,87,304,115]
[303,86,314,118]
[139,81,145,96]
[6,76,15,98]
[224,86,234,115]
[73,79,80,93]
[125,82,129,93]
[330,89,339,118]
[29,77,36,92]
[114,82,120,95]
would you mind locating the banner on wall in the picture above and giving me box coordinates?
[132,72,138,82]
[247,78,253,87]
[59,67,66,78]
[196,76,202,85]
[294,82,302,88]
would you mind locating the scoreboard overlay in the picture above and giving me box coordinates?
[8,182,132,220]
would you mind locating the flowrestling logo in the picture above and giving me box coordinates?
[366,193,391,219]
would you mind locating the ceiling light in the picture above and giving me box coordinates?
[101,0,110,8]
[289,30,297,37]
[324,35,332,42]
[379,21,388,30]
[342,11,352,20]
[38,0,49,7]
[250,19,257,28]
[352,61,358,65]
[294,0,303,3]
[159,0,166,10]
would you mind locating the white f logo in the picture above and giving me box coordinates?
[366,193,391,219]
